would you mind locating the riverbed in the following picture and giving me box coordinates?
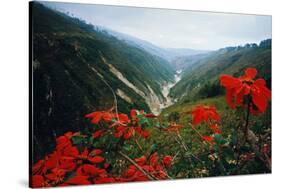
[159,70,182,112]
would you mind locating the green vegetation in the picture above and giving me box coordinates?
[31,4,271,180]
[170,41,272,102]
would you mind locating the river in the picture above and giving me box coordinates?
[159,70,182,112]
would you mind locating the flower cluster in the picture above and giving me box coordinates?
[85,109,151,140]
[220,68,271,114]
[31,67,271,187]
[32,110,173,188]
[123,153,173,181]
[31,132,116,187]
[191,105,221,143]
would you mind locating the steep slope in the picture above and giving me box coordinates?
[169,40,271,101]
[31,3,175,160]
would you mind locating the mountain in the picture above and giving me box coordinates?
[105,28,210,62]
[169,39,272,101]
[31,2,175,160]
[171,53,210,70]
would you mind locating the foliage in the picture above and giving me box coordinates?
[170,41,271,102]
[32,67,271,187]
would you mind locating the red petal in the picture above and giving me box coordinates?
[162,155,173,168]
[220,75,242,88]
[254,79,271,100]
[92,130,104,139]
[58,157,76,171]
[255,78,266,86]
[94,177,116,184]
[245,68,257,79]
[140,130,150,139]
[76,164,107,177]
[149,152,158,166]
[118,113,130,124]
[91,149,103,155]
[32,160,45,175]
[251,86,268,113]
[89,156,104,164]
[130,109,137,118]
[102,112,114,122]
[85,112,102,124]
[62,146,79,157]
[202,136,214,142]
[225,88,235,108]
[65,175,91,185]
[135,155,147,166]
[56,136,71,151]
[209,106,220,121]
[45,153,59,170]
[104,163,110,169]
[32,175,45,188]
[124,127,135,140]
[192,106,204,125]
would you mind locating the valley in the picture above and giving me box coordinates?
[30,3,272,184]
[32,2,272,162]
[158,70,182,114]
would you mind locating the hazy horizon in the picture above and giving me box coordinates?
[42,1,272,50]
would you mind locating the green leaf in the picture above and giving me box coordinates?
[214,134,227,145]
[71,136,86,145]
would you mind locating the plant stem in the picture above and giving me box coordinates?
[176,131,203,162]
[135,138,144,153]
[188,123,213,146]
[118,151,158,180]
[244,98,251,139]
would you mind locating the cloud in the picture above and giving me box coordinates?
[43,2,272,50]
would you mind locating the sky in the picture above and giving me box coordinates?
[42,1,272,50]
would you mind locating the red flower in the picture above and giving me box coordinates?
[32,160,47,175]
[251,78,271,113]
[85,112,103,124]
[209,124,222,134]
[140,129,150,138]
[114,125,135,140]
[124,127,135,140]
[85,111,115,124]
[92,130,105,139]
[202,135,214,142]
[63,175,91,185]
[130,109,138,118]
[162,155,173,168]
[164,123,184,132]
[89,156,104,164]
[134,156,147,166]
[76,164,107,177]
[45,168,65,184]
[56,132,79,151]
[94,177,116,184]
[220,68,271,113]
[123,153,169,181]
[149,152,158,166]
[118,113,130,124]
[79,148,104,164]
[32,175,47,188]
[192,105,220,125]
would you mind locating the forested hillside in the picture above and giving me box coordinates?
[169,40,271,102]
[32,3,175,160]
